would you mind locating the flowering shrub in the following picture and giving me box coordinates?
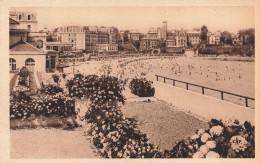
[18,67,29,78]
[40,84,63,95]
[52,74,60,83]
[84,102,163,158]
[14,67,30,92]
[66,74,125,105]
[62,73,67,79]
[13,85,29,93]
[66,73,162,158]
[129,78,155,97]
[167,119,255,158]
[10,93,75,119]
[17,76,29,87]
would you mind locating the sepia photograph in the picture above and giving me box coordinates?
[7,4,256,159]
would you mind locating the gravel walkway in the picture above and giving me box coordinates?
[122,100,209,150]
[10,128,99,159]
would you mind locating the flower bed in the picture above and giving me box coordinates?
[52,74,60,83]
[85,106,255,158]
[66,73,161,158]
[85,102,164,158]
[129,78,155,97]
[13,67,30,93]
[10,93,75,119]
[66,73,125,104]
[13,85,29,93]
[163,118,255,158]
[17,76,29,87]
[40,84,63,95]
[18,66,29,78]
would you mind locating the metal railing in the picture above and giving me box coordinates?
[155,75,255,108]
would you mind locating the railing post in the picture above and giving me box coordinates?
[186,83,188,90]
[221,92,224,100]
[164,77,166,83]
[173,80,175,86]
[245,98,248,107]
[202,87,204,95]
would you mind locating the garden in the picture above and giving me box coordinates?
[66,73,255,158]
[10,70,255,158]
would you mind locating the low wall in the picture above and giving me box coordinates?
[154,81,255,125]
[10,115,79,129]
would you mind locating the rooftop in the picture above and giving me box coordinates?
[44,42,73,46]
[9,18,20,25]
[10,40,46,55]
[141,37,160,40]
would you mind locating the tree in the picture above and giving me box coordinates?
[113,27,120,44]
[132,40,140,50]
[46,35,53,42]
[123,30,130,43]
[139,33,145,40]
[160,40,167,53]
[239,28,255,56]
[239,28,254,46]
[220,31,232,45]
[200,25,208,44]
[245,28,255,48]
[187,35,191,48]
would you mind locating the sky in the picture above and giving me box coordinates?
[10,6,254,33]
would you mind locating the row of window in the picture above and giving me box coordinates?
[19,14,32,20]
[9,58,35,71]
[46,56,56,69]
[9,57,56,71]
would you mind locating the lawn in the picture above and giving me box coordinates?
[121,100,209,150]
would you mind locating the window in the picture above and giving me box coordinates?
[53,46,58,51]
[25,58,35,71]
[27,25,31,29]
[28,15,31,20]
[9,58,16,71]
[50,56,56,69]
[46,56,50,69]
[19,15,22,20]
[25,58,35,66]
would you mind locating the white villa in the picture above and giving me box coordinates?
[9,39,46,72]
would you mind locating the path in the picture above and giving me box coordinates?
[10,128,99,159]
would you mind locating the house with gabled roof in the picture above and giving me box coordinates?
[9,39,47,72]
